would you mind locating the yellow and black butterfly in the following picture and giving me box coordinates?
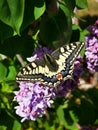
[16,42,84,87]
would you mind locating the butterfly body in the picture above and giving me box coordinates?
[16,42,84,87]
[43,53,58,71]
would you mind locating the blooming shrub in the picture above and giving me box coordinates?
[0,0,98,129]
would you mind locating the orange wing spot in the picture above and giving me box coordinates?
[56,74,63,80]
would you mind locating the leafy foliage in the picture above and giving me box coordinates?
[0,0,24,34]
[0,0,98,130]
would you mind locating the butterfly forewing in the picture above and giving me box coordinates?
[16,42,84,87]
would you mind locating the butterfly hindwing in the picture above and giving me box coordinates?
[16,42,84,87]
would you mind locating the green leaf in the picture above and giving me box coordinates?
[0,20,14,41]
[6,66,17,80]
[0,0,25,34]
[87,88,98,110]
[80,29,89,42]
[69,111,78,123]
[34,0,46,20]
[57,106,65,123]
[72,98,96,125]
[1,82,13,93]
[44,122,55,130]
[40,3,72,48]
[0,94,10,109]
[72,25,86,42]
[0,34,35,58]
[57,106,71,129]
[72,24,82,31]
[64,0,75,13]
[21,0,45,31]
[0,126,7,130]
[12,120,21,130]
[0,62,7,81]
[75,0,88,9]
[0,110,14,130]
[71,24,82,41]
[57,106,79,130]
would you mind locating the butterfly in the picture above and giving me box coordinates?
[16,42,84,87]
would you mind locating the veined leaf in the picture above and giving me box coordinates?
[0,0,24,34]
[75,0,88,9]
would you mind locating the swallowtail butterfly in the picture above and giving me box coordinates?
[16,42,84,87]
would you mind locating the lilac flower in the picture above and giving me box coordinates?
[32,45,52,59]
[14,82,55,122]
[27,45,52,62]
[85,20,98,72]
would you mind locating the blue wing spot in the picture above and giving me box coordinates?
[51,76,57,83]
[61,70,68,77]
[46,77,51,82]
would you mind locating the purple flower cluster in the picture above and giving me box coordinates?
[85,20,98,72]
[33,45,52,59]
[14,45,83,121]
[14,82,55,122]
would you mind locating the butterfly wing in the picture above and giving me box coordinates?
[16,57,47,82]
[16,42,84,86]
[51,42,84,84]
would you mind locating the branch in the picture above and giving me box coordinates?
[16,54,25,67]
